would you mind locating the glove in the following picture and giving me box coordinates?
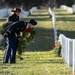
[17,35,22,40]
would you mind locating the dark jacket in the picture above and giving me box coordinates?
[8,14,19,22]
[4,21,27,35]
[8,13,20,36]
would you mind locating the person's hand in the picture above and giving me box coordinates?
[17,35,22,40]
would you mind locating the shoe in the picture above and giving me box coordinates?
[3,62,8,64]
[10,62,16,64]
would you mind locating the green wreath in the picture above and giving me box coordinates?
[1,22,13,35]
[17,28,36,60]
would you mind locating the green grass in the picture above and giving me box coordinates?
[0,8,73,75]
[53,8,75,39]
[0,51,72,75]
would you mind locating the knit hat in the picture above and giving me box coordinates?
[29,19,37,25]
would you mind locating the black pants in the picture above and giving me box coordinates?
[3,35,17,63]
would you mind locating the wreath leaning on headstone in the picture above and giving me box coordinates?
[53,40,61,57]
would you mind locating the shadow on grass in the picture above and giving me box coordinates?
[53,9,67,12]
[0,19,6,21]
[54,9,75,21]
[25,28,54,52]
[56,17,75,21]
[0,27,55,52]
[34,9,49,12]
[30,14,49,16]
[0,17,7,22]
[55,14,74,15]
[21,13,51,21]
[16,58,64,64]
[58,29,75,39]
[21,17,51,21]
[34,60,64,64]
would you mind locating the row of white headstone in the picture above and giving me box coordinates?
[48,7,57,45]
[60,5,75,14]
[49,6,75,74]
[59,34,75,75]
[0,7,37,19]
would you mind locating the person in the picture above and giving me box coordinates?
[8,7,22,54]
[3,19,37,64]
[8,7,22,47]
[3,7,21,63]
[8,7,21,22]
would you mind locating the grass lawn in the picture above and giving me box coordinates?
[0,51,72,75]
[0,8,73,75]
[53,8,75,39]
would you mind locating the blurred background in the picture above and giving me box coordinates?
[0,0,75,10]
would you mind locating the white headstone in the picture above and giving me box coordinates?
[72,4,75,14]
[73,40,75,74]
[67,39,73,67]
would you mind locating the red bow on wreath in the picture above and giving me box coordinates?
[53,45,56,48]
[25,28,31,33]
[6,22,10,27]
